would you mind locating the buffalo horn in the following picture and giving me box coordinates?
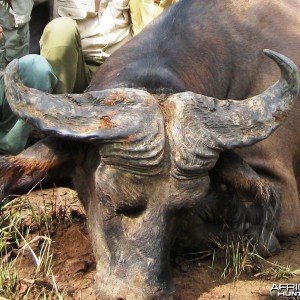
[4,59,165,146]
[163,49,299,176]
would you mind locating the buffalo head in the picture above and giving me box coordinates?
[3,50,300,299]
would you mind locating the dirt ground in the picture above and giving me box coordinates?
[13,188,300,300]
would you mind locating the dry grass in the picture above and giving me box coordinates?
[252,253,300,281]
[0,187,79,299]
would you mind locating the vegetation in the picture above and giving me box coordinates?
[212,235,300,282]
[0,188,77,299]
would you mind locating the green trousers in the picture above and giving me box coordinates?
[0,54,57,155]
[40,17,103,94]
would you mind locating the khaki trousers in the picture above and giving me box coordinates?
[40,17,102,94]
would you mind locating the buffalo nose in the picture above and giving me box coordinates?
[95,268,175,300]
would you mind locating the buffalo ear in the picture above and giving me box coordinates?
[164,49,299,176]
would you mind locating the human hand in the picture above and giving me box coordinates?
[0,26,3,41]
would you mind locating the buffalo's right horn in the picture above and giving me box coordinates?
[4,60,166,173]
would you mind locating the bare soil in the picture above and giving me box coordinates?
[13,188,300,300]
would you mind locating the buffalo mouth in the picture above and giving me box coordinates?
[94,273,175,300]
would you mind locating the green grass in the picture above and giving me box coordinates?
[211,235,257,281]
[209,235,300,282]
[0,259,18,299]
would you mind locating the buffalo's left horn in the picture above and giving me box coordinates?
[162,50,299,176]
[165,49,299,151]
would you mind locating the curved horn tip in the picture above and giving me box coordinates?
[263,49,297,71]
[263,49,300,93]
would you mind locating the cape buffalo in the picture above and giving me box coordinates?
[2,0,300,299]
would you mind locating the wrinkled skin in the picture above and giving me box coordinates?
[2,0,300,299]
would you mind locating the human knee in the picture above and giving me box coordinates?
[19,54,57,92]
[40,17,80,48]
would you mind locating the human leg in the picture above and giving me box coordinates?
[40,17,91,93]
[0,54,57,155]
